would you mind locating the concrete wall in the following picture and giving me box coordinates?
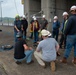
[24,0,76,31]
[24,0,41,23]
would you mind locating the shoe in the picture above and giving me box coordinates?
[57,52,60,56]
[16,61,22,65]
[72,58,76,64]
[60,57,67,63]
[27,60,34,65]
[50,61,56,72]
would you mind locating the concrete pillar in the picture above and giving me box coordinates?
[41,0,56,31]
[24,0,41,24]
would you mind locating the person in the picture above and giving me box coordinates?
[52,16,60,41]
[34,29,59,71]
[60,5,76,64]
[29,16,35,39]
[59,12,69,48]
[21,15,28,39]
[14,14,22,42]
[32,17,40,43]
[14,32,34,64]
[40,15,48,30]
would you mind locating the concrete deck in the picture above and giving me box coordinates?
[0,26,76,75]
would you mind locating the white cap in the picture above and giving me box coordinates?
[42,15,45,18]
[70,5,76,11]
[54,16,58,19]
[47,31,52,37]
[32,16,36,19]
[62,12,68,16]
[33,17,37,20]
[23,15,26,18]
[41,29,50,36]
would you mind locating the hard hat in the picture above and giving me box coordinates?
[70,5,76,11]
[32,16,36,19]
[42,15,45,18]
[15,14,19,18]
[54,16,58,19]
[62,12,68,16]
[16,32,22,38]
[23,15,26,18]
[33,17,37,20]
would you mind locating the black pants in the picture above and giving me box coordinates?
[59,33,66,48]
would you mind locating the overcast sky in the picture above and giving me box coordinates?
[0,0,24,18]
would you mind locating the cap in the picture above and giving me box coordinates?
[70,5,76,11]
[47,31,52,37]
[41,29,49,36]
[16,32,22,38]
[62,12,68,16]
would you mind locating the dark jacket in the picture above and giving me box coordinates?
[64,14,76,35]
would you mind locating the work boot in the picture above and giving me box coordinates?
[50,61,56,72]
[60,57,67,63]
[72,58,76,64]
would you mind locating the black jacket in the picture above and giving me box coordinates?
[64,14,76,35]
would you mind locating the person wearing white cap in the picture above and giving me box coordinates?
[40,15,48,30]
[52,16,60,41]
[34,29,59,71]
[61,5,76,64]
[59,12,69,48]
[32,17,40,45]
[21,15,28,39]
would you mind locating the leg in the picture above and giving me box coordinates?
[56,30,59,41]
[34,51,45,67]
[25,50,34,63]
[59,34,64,48]
[14,32,17,42]
[64,36,73,58]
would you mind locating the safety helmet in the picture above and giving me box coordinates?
[62,12,68,16]
[23,15,26,18]
[54,16,58,19]
[70,5,76,11]
[15,14,20,18]
[33,17,37,20]
[42,15,45,18]
[32,16,36,19]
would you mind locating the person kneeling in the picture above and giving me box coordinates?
[14,32,34,65]
[34,29,59,71]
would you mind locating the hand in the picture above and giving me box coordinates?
[29,47,33,50]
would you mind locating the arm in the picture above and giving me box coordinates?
[55,44,59,52]
[64,17,72,35]
[14,25,20,32]
[23,44,33,51]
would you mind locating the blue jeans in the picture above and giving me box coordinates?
[64,35,76,58]
[34,31,38,43]
[14,50,34,63]
[52,30,59,41]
